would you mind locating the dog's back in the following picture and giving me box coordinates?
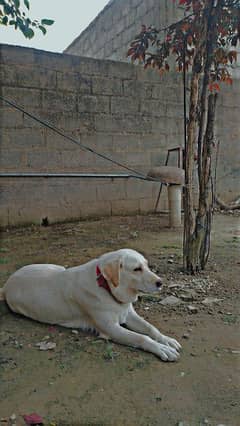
[3,264,67,322]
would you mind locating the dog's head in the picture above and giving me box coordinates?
[98,249,162,303]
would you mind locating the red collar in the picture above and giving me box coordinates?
[96,265,123,304]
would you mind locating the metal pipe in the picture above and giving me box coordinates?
[0,172,151,180]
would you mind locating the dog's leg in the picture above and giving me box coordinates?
[97,319,180,361]
[125,306,181,352]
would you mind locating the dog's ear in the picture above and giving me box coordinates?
[102,259,120,288]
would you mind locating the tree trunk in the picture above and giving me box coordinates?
[183,0,219,273]
[183,71,200,272]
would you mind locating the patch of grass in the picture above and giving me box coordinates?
[133,358,151,369]
[162,244,180,249]
[102,343,119,361]
[222,314,238,324]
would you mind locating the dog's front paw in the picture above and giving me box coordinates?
[157,343,180,362]
[158,334,182,352]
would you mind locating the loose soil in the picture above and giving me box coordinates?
[0,213,239,426]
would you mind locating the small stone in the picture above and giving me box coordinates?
[182,333,190,339]
[43,335,50,340]
[187,305,198,314]
[167,259,174,264]
[9,414,17,422]
[168,283,184,290]
[36,341,56,351]
[71,330,79,335]
[179,290,198,302]
[160,296,182,306]
[202,297,223,305]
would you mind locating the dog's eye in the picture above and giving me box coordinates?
[134,267,142,272]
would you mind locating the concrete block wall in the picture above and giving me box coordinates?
[215,83,240,201]
[65,0,183,61]
[0,44,239,227]
[0,44,184,227]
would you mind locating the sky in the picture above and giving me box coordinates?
[0,0,110,53]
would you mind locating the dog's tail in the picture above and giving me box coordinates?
[0,287,6,301]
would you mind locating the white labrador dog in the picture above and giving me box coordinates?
[1,249,181,361]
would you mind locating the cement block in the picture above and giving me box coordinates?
[56,71,80,92]
[139,198,155,213]
[0,64,57,90]
[79,201,112,217]
[1,128,46,150]
[111,199,140,215]
[126,179,155,199]
[2,86,42,108]
[78,95,110,114]
[42,90,77,112]
[92,77,123,95]
[26,151,64,171]
[0,45,34,65]
[96,181,127,201]
[111,96,139,114]
[0,108,23,128]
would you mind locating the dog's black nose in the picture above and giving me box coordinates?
[156,280,162,289]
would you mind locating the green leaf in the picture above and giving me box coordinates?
[22,26,35,39]
[13,0,20,9]
[39,24,47,35]
[4,4,12,14]
[41,19,54,26]
[2,15,8,24]
[24,0,30,10]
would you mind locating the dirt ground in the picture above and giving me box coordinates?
[0,213,239,426]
